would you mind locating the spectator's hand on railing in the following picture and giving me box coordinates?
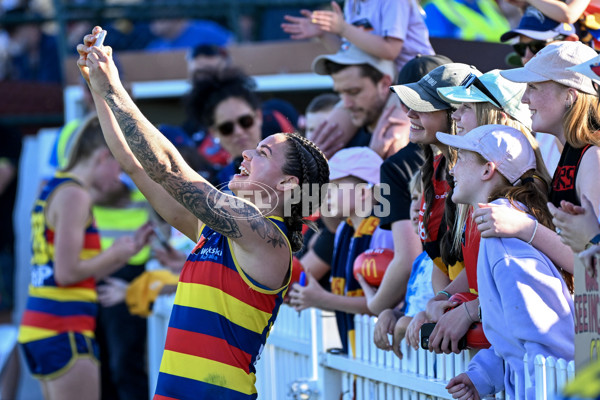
[281,10,324,40]
[548,196,600,253]
[373,308,398,351]
[391,316,413,359]
[97,277,128,307]
[427,302,473,354]
[405,310,429,350]
[446,373,481,400]
[311,2,347,36]
[288,272,325,311]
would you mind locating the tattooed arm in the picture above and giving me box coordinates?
[78,29,290,288]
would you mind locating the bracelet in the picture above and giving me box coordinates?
[437,290,451,299]
[464,302,475,323]
[527,220,538,245]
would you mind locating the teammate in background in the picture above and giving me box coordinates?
[78,27,329,399]
[17,114,152,400]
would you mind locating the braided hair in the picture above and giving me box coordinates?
[281,133,330,252]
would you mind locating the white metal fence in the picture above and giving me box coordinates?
[255,306,575,400]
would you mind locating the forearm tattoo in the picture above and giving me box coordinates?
[104,89,285,247]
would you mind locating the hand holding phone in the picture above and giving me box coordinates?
[420,323,435,350]
[420,323,467,351]
[94,30,107,47]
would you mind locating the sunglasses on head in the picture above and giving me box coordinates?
[460,73,503,109]
[512,35,565,57]
[215,114,255,136]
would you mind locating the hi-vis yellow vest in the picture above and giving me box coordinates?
[93,189,151,266]
[425,0,510,42]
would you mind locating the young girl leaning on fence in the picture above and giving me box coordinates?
[439,125,574,400]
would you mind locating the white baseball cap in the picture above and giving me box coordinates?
[328,147,383,185]
[437,69,532,128]
[500,41,598,95]
[436,124,536,185]
[312,43,395,80]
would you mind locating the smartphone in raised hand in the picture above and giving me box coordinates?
[94,30,107,47]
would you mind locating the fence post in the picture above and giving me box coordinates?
[534,354,546,400]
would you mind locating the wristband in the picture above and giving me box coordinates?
[464,302,475,323]
[586,232,600,249]
[526,220,538,245]
[437,290,451,299]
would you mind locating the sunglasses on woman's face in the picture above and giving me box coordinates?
[215,114,255,136]
[512,40,549,57]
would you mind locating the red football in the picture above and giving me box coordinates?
[447,293,491,349]
[352,248,394,287]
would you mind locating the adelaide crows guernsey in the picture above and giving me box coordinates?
[154,217,291,400]
[18,172,100,344]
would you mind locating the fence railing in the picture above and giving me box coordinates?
[255,305,575,400]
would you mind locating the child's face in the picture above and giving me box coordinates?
[409,191,422,234]
[449,149,486,206]
[452,103,478,136]
[305,111,330,141]
[326,177,363,218]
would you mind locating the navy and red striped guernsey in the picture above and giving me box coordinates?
[154,216,292,400]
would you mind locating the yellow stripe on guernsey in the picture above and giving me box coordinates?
[19,325,94,342]
[28,286,97,302]
[160,350,258,396]
[174,282,271,334]
[93,189,150,265]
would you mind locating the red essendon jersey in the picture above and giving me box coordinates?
[550,143,592,207]
[154,217,291,400]
[462,210,481,293]
[18,173,100,344]
[418,155,450,271]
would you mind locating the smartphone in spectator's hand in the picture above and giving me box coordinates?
[420,323,435,350]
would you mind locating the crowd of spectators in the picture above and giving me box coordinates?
[2,0,600,399]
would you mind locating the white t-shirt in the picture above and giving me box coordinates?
[344,0,435,71]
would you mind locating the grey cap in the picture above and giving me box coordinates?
[312,43,396,79]
[390,63,481,112]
